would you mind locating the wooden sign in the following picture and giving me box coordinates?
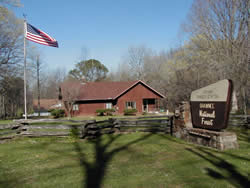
[190,79,232,130]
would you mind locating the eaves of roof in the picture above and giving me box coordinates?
[113,80,165,99]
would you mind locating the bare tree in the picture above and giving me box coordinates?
[0,0,21,7]
[25,46,45,116]
[123,45,153,80]
[0,6,23,78]
[108,62,133,81]
[35,55,41,116]
[0,4,26,118]
[60,81,81,118]
[0,75,25,118]
[36,68,67,99]
[182,0,249,113]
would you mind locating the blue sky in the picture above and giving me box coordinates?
[12,0,193,72]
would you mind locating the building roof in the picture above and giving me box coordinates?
[60,80,165,101]
[33,99,62,112]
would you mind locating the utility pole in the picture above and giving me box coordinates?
[37,55,41,117]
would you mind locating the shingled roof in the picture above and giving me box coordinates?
[33,99,61,112]
[60,80,165,101]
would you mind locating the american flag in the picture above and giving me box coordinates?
[25,23,58,48]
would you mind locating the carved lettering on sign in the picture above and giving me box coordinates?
[199,110,215,118]
[201,118,214,126]
[199,103,215,109]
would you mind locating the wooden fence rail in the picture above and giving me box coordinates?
[0,116,173,140]
[1,114,249,141]
[229,115,250,128]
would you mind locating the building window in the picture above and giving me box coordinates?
[73,104,79,111]
[106,103,112,109]
[125,101,136,109]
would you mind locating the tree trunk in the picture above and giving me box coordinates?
[0,95,3,118]
[3,95,6,119]
[248,4,250,72]
[242,87,247,115]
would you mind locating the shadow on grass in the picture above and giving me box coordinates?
[238,128,250,143]
[186,147,250,188]
[71,126,153,188]
[10,129,154,188]
[0,164,19,188]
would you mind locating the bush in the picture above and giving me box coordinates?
[96,109,115,116]
[123,109,137,116]
[50,109,65,118]
[96,109,106,116]
[106,108,116,116]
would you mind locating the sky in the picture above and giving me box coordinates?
[12,0,193,73]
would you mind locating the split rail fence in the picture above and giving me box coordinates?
[229,115,250,128]
[0,116,173,141]
[1,115,249,142]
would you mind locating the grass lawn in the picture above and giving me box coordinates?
[0,120,12,124]
[0,127,249,188]
[69,114,168,121]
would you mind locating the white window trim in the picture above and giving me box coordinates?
[125,101,136,109]
[105,103,112,109]
[73,104,79,111]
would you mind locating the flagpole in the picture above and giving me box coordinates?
[23,16,27,120]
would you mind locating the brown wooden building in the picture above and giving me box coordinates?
[60,80,165,116]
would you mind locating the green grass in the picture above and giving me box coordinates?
[0,114,167,125]
[69,114,166,121]
[0,120,12,124]
[29,121,83,126]
[0,127,249,188]
[69,115,123,121]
